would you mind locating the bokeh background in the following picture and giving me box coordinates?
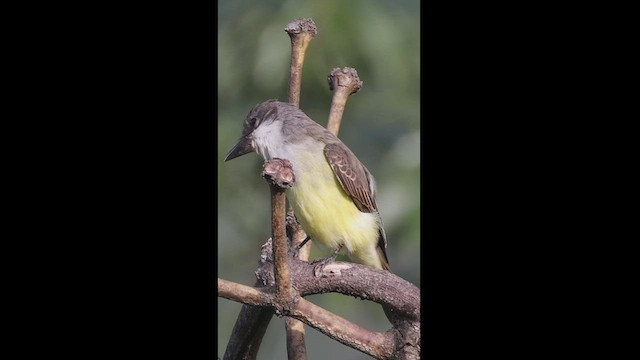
[217,0,420,358]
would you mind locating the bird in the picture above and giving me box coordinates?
[224,99,390,271]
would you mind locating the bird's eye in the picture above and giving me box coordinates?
[246,117,259,127]
[242,117,259,135]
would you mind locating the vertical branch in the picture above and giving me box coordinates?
[285,321,308,360]
[284,210,310,360]
[285,18,317,107]
[222,159,296,360]
[271,183,289,297]
[263,158,306,360]
[222,299,273,360]
[261,159,295,299]
[284,17,316,360]
[327,67,363,137]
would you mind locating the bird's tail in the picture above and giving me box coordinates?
[376,244,392,272]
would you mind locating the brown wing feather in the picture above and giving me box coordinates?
[323,143,377,213]
[324,143,391,271]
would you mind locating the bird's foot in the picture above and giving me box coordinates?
[296,236,311,251]
[312,246,342,277]
[288,236,310,258]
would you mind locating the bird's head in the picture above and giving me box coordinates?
[224,99,284,161]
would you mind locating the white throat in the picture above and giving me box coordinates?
[251,120,285,160]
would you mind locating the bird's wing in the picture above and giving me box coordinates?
[323,143,377,213]
[324,142,390,269]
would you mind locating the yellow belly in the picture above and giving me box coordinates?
[287,149,380,266]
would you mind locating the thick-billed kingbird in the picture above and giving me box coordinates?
[225,100,391,271]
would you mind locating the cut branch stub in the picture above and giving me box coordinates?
[326,67,363,137]
[262,158,296,305]
[284,17,317,108]
[327,67,363,95]
[284,18,318,37]
[261,158,295,189]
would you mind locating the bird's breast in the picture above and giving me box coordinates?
[286,146,378,253]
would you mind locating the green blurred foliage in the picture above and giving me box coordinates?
[218,0,420,358]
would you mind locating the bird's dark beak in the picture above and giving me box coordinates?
[224,135,254,161]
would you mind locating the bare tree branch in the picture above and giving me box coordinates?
[222,158,296,360]
[221,284,274,360]
[285,18,317,107]
[284,208,309,360]
[219,275,395,359]
[262,159,295,299]
[218,278,272,306]
[327,67,363,137]
[254,245,420,323]
[291,298,395,359]
[218,248,420,359]
[283,17,318,359]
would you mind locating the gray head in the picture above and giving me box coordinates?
[224,100,321,161]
